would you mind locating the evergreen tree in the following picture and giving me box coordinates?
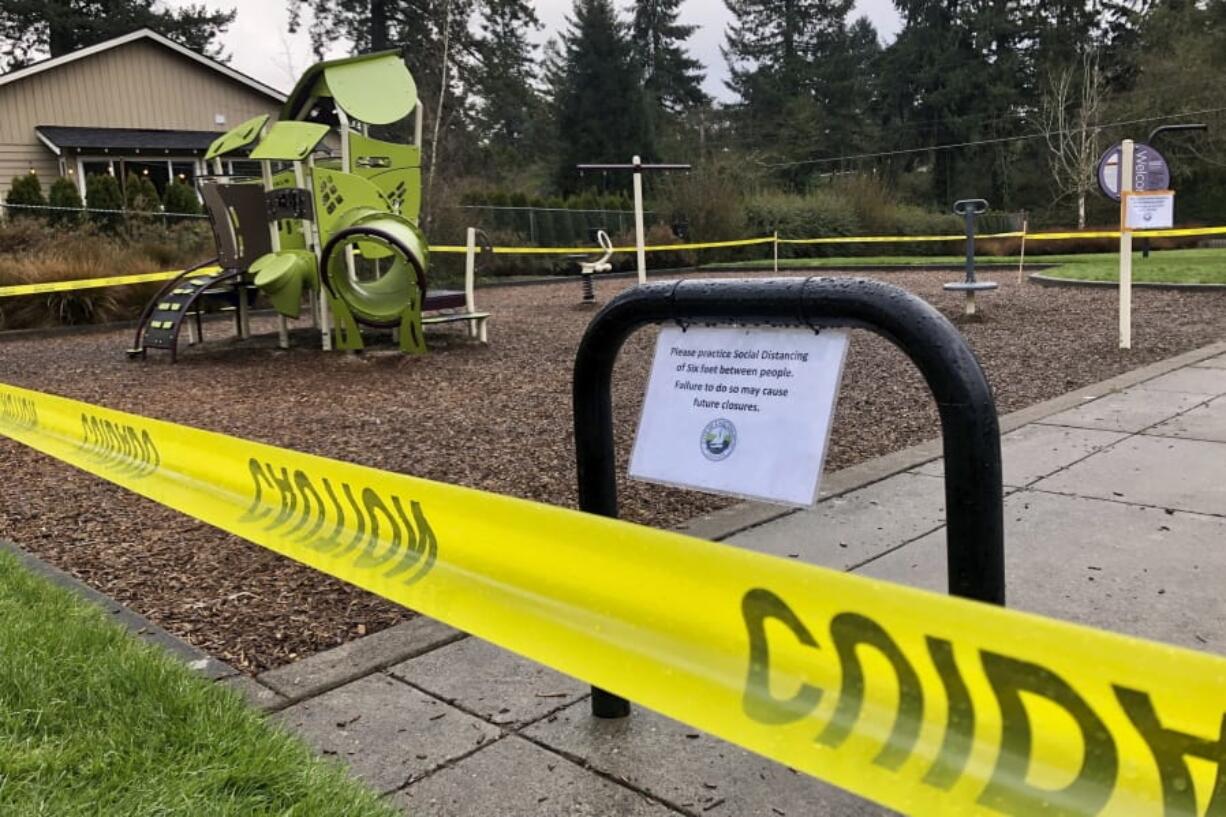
[875,0,1031,204]
[5,173,44,210]
[47,176,83,226]
[163,180,201,216]
[470,0,542,164]
[0,1,235,71]
[723,0,878,186]
[85,173,123,231]
[123,172,160,214]
[552,0,654,191]
[629,0,707,113]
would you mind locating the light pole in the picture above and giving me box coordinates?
[1141,123,1207,258]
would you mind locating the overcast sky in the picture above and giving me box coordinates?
[169,0,903,98]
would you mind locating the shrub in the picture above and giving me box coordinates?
[86,174,124,231]
[124,173,160,214]
[163,180,202,216]
[745,190,861,257]
[656,167,750,263]
[6,173,45,218]
[47,176,83,227]
[0,218,47,254]
[0,219,215,330]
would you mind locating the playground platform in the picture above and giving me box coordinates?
[200,339,1225,816]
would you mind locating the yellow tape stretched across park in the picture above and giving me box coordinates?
[2,224,1226,299]
[429,235,778,255]
[0,267,218,298]
[1,381,1224,816]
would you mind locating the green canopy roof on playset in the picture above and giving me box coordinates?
[281,51,417,126]
[204,114,269,161]
[248,122,330,162]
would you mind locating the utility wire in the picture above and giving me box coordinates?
[758,105,1226,169]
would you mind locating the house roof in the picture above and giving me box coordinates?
[0,29,286,103]
[36,125,225,155]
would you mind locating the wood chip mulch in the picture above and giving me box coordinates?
[2,269,1224,672]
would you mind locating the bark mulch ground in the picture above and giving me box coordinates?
[2,269,1224,672]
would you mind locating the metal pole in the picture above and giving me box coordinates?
[632,155,647,285]
[1141,123,1207,260]
[1120,139,1134,350]
[573,277,1005,719]
[1016,213,1028,285]
[963,208,977,316]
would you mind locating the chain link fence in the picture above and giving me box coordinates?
[0,202,207,229]
[455,205,654,246]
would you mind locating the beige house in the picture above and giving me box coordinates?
[0,28,284,205]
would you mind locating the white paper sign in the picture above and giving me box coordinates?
[629,326,849,507]
[1125,191,1174,230]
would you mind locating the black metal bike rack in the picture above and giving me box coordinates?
[572,277,1005,719]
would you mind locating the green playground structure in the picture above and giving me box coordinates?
[129,52,488,361]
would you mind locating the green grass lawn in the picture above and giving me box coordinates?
[709,247,1226,284]
[0,551,398,817]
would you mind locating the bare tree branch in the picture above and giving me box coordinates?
[1037,51,1104,229]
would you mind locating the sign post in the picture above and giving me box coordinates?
[1098,139,1172,351]
[1119,139,1134,350]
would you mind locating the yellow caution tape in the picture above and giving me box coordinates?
[0,267,220,298]
[778,231,1025,245]
[5,224,1226,297]
[431,236,776,255]
[2,380,1224,816]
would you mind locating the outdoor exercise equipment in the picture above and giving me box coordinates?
[573,277,1005,718]
[576,230,614,305]
[129,52,488,361]
[944,198,998,316]
[576,158,690,285]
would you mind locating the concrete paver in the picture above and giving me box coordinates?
[1148,395,1226,443]
[724,472,945,569]
[395,735,681,816]
[220,674,287,711]
[1033,434,1226,515]
[915,423,1126,487]
[1196,353,1226,369]
[524,701,893,816]
[1038,387,1213,433]
[856,490,1226,654]
[259,616,464,700]
[389,637,588,727]
[1135,365,1226,394]
[275,673,501,793]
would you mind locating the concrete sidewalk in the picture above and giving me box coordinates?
[231,342,1226,816]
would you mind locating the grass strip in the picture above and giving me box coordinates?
[0,550,398,817]
[707,248,1226,284]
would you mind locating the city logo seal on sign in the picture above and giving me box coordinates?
[700,418,737,461]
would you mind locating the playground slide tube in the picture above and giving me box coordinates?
[319,214,430,328]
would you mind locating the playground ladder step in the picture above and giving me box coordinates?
[136,268,248,353]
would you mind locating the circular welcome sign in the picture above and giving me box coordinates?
[1097,142,1170,202]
